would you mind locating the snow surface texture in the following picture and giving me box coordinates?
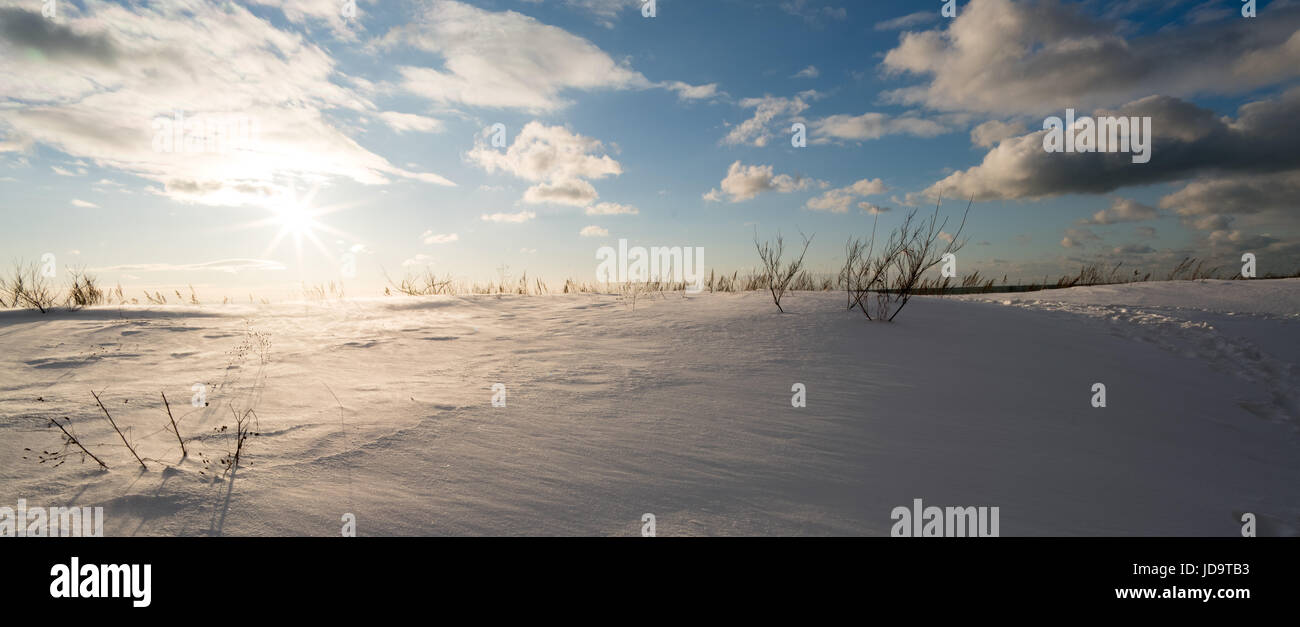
[1,279,1297,536]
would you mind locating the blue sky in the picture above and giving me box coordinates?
[2,0,1298,296]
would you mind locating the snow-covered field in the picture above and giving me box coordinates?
[2,279,1297,536]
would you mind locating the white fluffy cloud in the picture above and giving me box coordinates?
[481,210,537,223]
[522,179,599,207]
[791,65,819,79]
[386,0,643,112]
[969,120,1026,147]
[704,161,818,203]
[521,0,640,27]
[385,1,711,112]
[722,92,819,147]
[402,253,435,267]
[585,202,639,216]
[0,2,453,208]
[246,0,369,40]
[468,121,621,208]
[579,225,609,237]
[421,230,459,244]
[0,0,715,210]
[811,111,951,143]
[1081,198,1159,225]
[805,178,888,213]
[662,81,723,101]
[377,112,444,134]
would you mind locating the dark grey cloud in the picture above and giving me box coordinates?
[882,0,1300,115]
[929,89,1300,201]
[0,8,119,67]
[1159,170,1300,218]
[1113,243,1155,255]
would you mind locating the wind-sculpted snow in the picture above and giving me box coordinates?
[1,284,1297,536]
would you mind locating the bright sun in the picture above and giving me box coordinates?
[230,182,357,267]
[272,202,315,237]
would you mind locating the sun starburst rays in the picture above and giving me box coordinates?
[223,182,363,273]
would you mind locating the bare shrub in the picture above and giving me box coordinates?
[385,269,454,296]
[1,261,58,313]
[754,230,813,313]
[843,212,908,320]
[65,268,105,310]
[618,280,648,310]
[839,236,868,309]
[219,406,259,478]
[845,195,971,321]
